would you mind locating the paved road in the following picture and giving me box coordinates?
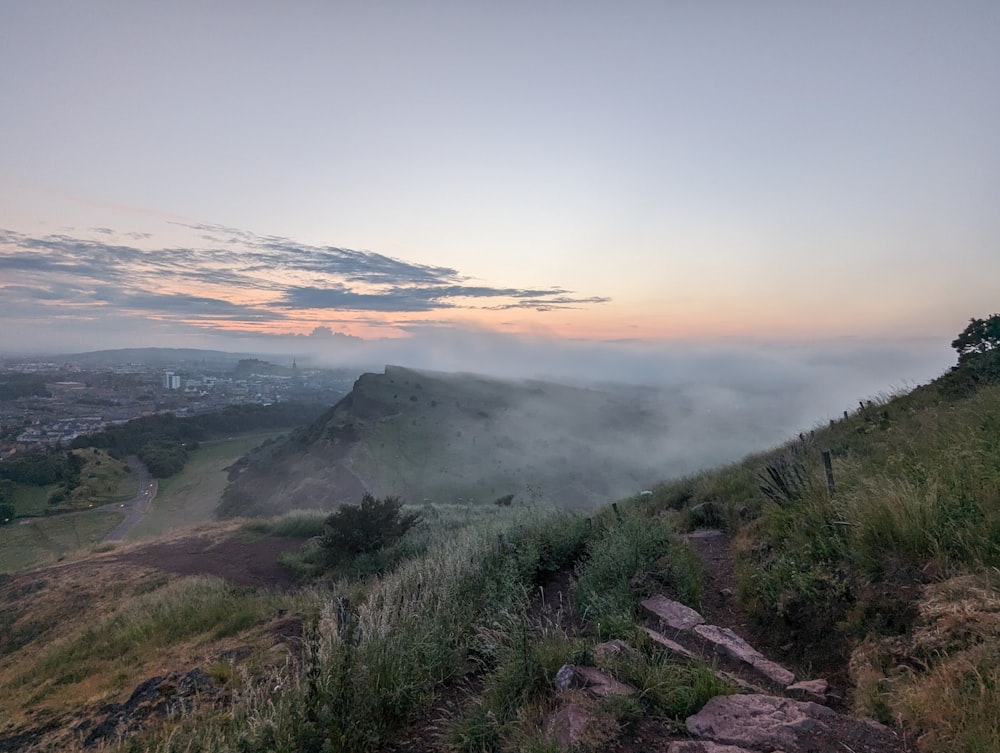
[102,455,158,542]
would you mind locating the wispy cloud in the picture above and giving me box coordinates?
[0,225,609,338]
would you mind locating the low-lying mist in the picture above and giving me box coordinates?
[312,328,953,473]
[222,330,954,514]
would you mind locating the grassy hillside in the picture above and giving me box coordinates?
[2,342,999,752]
[220,365,708,518]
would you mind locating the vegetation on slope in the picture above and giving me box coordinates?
[637,317,1000,752]
[3,316,999,752]
[71,401,325,478]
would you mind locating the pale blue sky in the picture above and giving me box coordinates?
[1,1,997,371]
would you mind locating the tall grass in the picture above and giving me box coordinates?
[574,510,700,638]
[123,509,594,752]
[23,576,284,700]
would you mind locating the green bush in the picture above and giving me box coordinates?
[320,494,422,565]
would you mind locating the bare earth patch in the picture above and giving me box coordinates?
[112,532,306,589]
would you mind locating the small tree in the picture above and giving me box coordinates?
[952,314,1000,364]
[320,493,421,562]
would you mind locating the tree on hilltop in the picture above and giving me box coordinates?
[952,313,1000,364]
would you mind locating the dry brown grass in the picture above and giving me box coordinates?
[0,522,307,750]
[850,573,1000,752]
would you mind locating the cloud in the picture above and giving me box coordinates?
[279,283,605,312]
[0,225,610,335]
[103,290,291,322]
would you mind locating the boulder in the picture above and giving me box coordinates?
[641,595,705,631]
[686,694,903,753]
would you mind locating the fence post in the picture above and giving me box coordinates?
[612,502,621,521]
[822,451,835,496]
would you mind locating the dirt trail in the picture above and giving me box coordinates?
[683,527,854,702]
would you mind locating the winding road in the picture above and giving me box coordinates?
[101,455,157,542]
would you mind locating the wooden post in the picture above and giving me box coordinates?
[612,502,621,520]
[822,451,835,496]
[843,410,849,420]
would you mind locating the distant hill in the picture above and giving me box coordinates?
[219,365,680,516]
[63,347,261,368]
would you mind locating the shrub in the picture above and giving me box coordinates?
[320,494,421,564]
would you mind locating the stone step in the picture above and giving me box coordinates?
[692,624,795,686]
[685,694,904,753]
[641,595,705,631]
[641,626,696,659]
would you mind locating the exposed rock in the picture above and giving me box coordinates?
[554,664,635,698]
[681,529,726,541]
[786,678,831,704]
[78,668,221,747]
[641,595,705,631]
[641,627,696,659]
[692,624,795,686]
[594,638,634,661]
[686,694,903,753]
[575,666,636,697]
[715,671,767,695]
[554,664,577,692]
[545,704,591,749]
[668,742,757,753]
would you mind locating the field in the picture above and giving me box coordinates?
[124,431,288,540]
[9,483,52,517]
[0,510,124,573]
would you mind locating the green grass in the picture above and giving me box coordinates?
[126,431,287,540]
[0,510,125,573]
[68,449,136,507]
[9,483,52,517]
[573,509,700,639]
[21,575,287,703]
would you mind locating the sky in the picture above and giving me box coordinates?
[1,2,998,396]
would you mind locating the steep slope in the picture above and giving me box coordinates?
[219,365,679,517]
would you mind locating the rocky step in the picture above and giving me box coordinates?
[641,595,827,698]
[677,693,907,753]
